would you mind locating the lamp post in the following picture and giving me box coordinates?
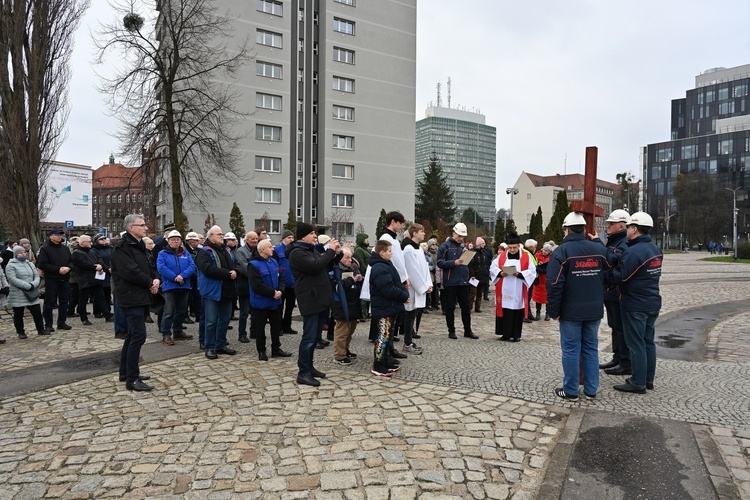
[725,187,740,261]
[506,187,519,228]
[97,179,103,231]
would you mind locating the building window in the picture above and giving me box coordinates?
[332,134,354,150]
[332,222,354,236]
[256,0,282,16]
[92,195,97,204]
[332,76,354,93]
[256,124,281,141]
[719,102,735,115]
[331,163,354,179]
[734,84,748,98]
[746,137,750,152]
[651,165,662,179]
[719,87,729,100]
[297,129,303,143]
[333,18,355,35]
[656,148,673,162]
[255,188,281,203]
[720,140,733,155]
[334,0,355,5]
[706,90,716,103]
[117,194,122,203]
[333,47,355,64]
[255,156,281,172]
[256,92,282,110]
[256,61,282,79]
[332,193,353,208]
[254,219,281,233]
[256,29,282,48]
[332,105,354,121]
[681,144,698,160]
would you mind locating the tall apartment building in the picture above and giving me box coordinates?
[644,64,750,247]
[156,0,417,239]
[415,106,496,228]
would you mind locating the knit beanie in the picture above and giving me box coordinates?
[13,245,25,258]
[296,222,315,240]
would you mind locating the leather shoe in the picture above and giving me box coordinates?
[162,336,175,346]
[205,349,218,359]
[297,374,320,387]
[282,328,298,334]
[315,341,327,349]
[216,347,236,355]
[238,335,250,343]
[391,351,407,359]
[258,351,268,361]
[311,368,326,378]
[173,332,193,340]
[82,320,93,326]
[605,365,632,375]
[448,333,458,339]
[464,332,479,339]
[599,359,618,370]
[119,375,151,382]
[57,324,72,331]
[613,383,646,394]
[126,380,153,391]
[272,349,292,357]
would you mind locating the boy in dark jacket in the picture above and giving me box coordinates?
[368,240,409,377]
[330,247,363,365]
[248,240,291,360]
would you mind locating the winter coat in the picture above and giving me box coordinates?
[546,233,607,321]
[605,234,663,312]
[72,246,106,289]
[437,237,470,287]
[287,240,342,316]
[157,246,197,292]
[593,229,629,302]
[5,258,41,308]
[91,243,113,288]
[368,252,409,318]
[195,243,237,301]
[531,251,551,304]
[36,238,72,282]
[330,262,363,321]
[248,253,285,310]
[353,233,370,272]
[468,245,491,282]
[233,244,255,297]
[274,242,295,289]
[111,232,159,308]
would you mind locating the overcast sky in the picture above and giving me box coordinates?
[57,0,750,209]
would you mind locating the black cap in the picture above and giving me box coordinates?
[505,233,521,245]
[163,222,176,232]
[296,222,315,240]
[49,228,65,235]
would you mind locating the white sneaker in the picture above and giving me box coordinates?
[403,342,423,354]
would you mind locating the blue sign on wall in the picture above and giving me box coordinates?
[65,220,74,229]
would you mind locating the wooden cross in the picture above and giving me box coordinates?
[570,146,605,235]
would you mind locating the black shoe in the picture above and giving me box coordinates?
[0,339,5,344]
[311,368,326,378]
[499,337,511,341]
[319,339,331,346]
[183,317,195,324]
[67,312,79,318]
[554,387,579,401]
[82,320,93,326]
[38,330,50,336]
[315,341,327,349]
[126,380,153,391]
[647,383,654,390]
[216,347,236,355]
[523,318,532,323]
[18,332,28,339]
[544,314,550,321]
[145,316,154,323]
[199,342,205,350]
[346,350,357,358]
[94,313,103,318]
[272,349,292,357]
[282,328,298,335]
[474,309,481,313]
[205,349,218,359]
[258,351,268,361]
[57,324,72,331]
[510,338,521,342]
[105,316,114,323]
[448,333,458,339]
[44,327,55,334]
[599,360,618,370]
[326,334,334,341]
[297,374,320,387]
[412,334,421,339]
[392,336,400,343]
[464,332,479,339]
[115,331,127,339]
[605,365,632,376]
[613,383,646,394]
[238,335,250,343]
[119,375,151,382]
[391,351,407,359]
[227,325,234,330]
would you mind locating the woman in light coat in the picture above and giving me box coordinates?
[6,246,45,338]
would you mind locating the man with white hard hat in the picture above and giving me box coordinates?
[546,212,608,402]
[436,222,478,340]
[605,211,663,394]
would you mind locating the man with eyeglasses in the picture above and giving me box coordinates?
[111,214,160,391]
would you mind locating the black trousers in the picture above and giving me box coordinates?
[13,304,44,334]
[282,288,297,331]
[79,284,110,321]
[43,280,70,328]
[605,299,630,367]
[120,306,148,382]
[441,285,472,335]
[253,307,282,353]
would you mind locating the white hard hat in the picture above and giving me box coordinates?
[606,209,630,223]
[627,212,654,228]
[452,222,468,236]
[562,212,587,227]
[167,230,182,239]
[224,232,237,240]
[185,232,200,241]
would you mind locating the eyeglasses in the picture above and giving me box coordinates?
[131,224,147,227]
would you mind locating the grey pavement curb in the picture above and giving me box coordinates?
[536,408,586,500]
[692,425,742,500]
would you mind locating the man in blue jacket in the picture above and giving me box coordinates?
[156,230,196,346]
[546,212,608,402]
[605,212,662,394]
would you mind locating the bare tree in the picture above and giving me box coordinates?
[325,208,354,239]
[0,0,89,244]
[95,0,250,231]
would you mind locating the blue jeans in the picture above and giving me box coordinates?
[43,280,70,328]
[298,310,327,376]
[621,310,658,388]
[120,306,148,382]
[559,319,600,396]
[203,297,232,351]
[161,289,189,336]
[112,297,128,334]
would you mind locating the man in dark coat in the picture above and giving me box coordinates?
[111,214,161,391]
[36,229,73,333]
[287,222,342,387]
[72,235,113,324]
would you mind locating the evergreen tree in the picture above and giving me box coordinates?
[375,209,387,239]
[461,207,484,228]
[529,206,544,242]
[283,208,298,233]
[543,190,571,243]
[494,214,506,250]
[505,218,517,235]
[229,202,246,237]
[415,152,456,227]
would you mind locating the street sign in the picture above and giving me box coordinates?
[65,220,74,229]
[98,227,106,235]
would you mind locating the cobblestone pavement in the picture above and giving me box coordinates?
[0,251,748,498]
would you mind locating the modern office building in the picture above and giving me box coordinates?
[155,0,417,239]
[415,106,496,228]
[510,172,620,234]
[644,64,750,247]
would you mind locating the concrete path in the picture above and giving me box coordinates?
[0,251,747,498]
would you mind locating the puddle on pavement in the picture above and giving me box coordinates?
[656,334,689,348]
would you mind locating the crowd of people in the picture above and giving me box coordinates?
[0,206,662,398]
